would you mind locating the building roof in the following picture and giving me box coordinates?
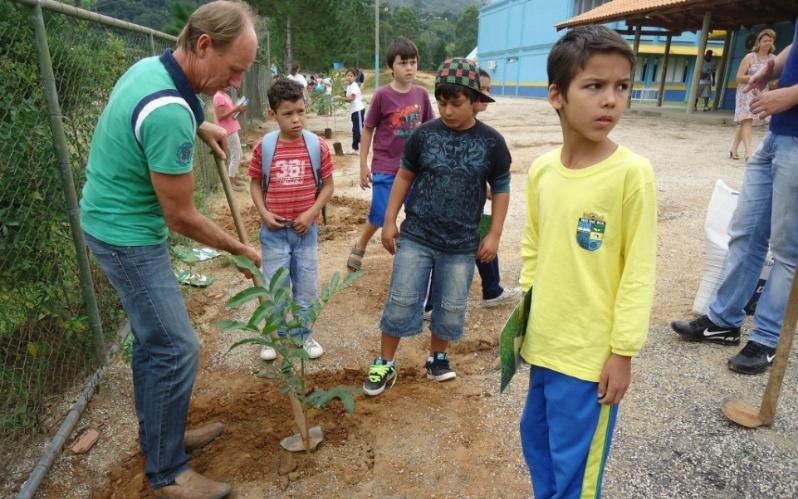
[558,0,798,32]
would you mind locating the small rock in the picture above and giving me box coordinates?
[70,428,100,454]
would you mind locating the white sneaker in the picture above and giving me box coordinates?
[304,337,324,359]
[259,345,277,361]
[482,287,522,308]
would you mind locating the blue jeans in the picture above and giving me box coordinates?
[84,232,198,488]
[708,132,798,348]
[424,257,503,311]
[259,224,318,338]
[381,237,475,341]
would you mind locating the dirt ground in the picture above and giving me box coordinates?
[24,92,797,498]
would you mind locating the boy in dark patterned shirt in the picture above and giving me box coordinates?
[363,58,512,396]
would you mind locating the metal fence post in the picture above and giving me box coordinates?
[29,1,105,360]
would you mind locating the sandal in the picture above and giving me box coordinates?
[346,246,365,272]
[729,151,740,160]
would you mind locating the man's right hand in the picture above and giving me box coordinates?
[198,122,228,160]
[236,245,261,278]
[744,58,775,93]
[359,164,372,190]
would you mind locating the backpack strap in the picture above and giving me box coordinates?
[259,130,281,194]
[301,129,322,194]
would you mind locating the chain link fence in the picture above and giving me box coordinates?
[0,1,268,494]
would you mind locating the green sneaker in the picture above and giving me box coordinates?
[363,358,397,396]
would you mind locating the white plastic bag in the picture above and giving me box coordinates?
[692,180,739,315]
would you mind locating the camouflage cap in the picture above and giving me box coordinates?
[435,57,494,103]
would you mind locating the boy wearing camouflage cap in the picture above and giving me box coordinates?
[363,58,512,396]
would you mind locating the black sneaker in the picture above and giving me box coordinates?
[728,341,776,374]
[671,315,740,345]
[425,352,456,382]
[363,359,396,396]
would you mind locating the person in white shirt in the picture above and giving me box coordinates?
[286,61,308,103]
[339,68,366,153]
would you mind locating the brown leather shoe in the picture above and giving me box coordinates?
[156,469,231,499]
[184,422,224,453]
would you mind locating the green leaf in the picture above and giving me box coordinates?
[342,270,363,288]
[248,301,276,328]
[268,267,289,293]
[330,272,340,293]
[217,319,260,333]
[305,386,361,413]
[226,287,268,308]
[227,337,272,352]
[232,255,265,285]
[272,287,290,304]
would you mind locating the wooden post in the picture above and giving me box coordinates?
[687,11,712,114]
[657,34,673,107]
[713,30,733,111]
[629,24,642,108]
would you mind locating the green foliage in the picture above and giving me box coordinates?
[161,0,200,36]
[221,256,363,414]
[453,5,480,58]
[95,0,173,30]
[253,0,483,73]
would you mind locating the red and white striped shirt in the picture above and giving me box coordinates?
[248,135,334,221]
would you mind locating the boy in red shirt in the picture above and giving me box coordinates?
[248,79,334,361]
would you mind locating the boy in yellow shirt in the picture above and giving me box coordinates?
[519,26,657,498]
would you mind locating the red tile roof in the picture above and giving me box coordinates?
[558,0,695,29]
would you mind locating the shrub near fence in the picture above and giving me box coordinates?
[0,0,246,484]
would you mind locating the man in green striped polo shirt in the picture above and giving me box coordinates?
[79,2,259,497]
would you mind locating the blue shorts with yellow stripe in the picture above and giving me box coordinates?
[520,366,618,499]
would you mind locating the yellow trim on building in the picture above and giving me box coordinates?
[634,43,724,57]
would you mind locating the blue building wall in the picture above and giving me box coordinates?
[478,0,793,108]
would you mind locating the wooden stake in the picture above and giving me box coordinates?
[723,267,798,428]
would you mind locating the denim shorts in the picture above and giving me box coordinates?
[368,172,396,227]
[380,237,475,341]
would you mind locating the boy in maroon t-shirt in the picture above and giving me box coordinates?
[345,37,434,272]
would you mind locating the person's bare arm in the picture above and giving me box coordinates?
[249,178,288,230]
[746,43,793,91]
[477,192,509,263]
[151,170,260,267]
[214,103,246,121]
[359,126,375,189]
[736,53,753,83]
[293,175,334,235]
[381,168,416,255]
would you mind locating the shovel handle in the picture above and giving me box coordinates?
[758,266,798,425]
[212,154,249,245]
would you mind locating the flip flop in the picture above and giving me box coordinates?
[346,246,365,272]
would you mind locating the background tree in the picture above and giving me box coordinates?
[161,1,200,36]
[453,5,479,58]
